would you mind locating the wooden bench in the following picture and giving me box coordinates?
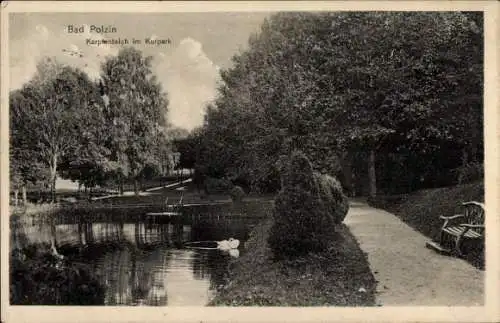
[426,201,485,256]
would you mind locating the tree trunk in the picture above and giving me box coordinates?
[134,179,139,196]
[462,148,469,167]
[50,153,58,203]
[22,186,27,205]
[368,149,377,198]
[339,152,354,196]
[351,172,356,198]
[14,189,19,206]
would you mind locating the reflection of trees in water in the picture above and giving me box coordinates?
[78,222,173,306]
[128,248,170,306]
[36,216,254,254]
[189,218,251,244]
[129,247,150,303]
[191,250,231,292]
[96,247,133,305]
[92,245,171,306]
[10,216,105,305]
[51,221,177,249]
[170,222,190,248]
[77,220,174,306]
[10,215,31,251]
[13,213,256,306]
[191,251,209,280]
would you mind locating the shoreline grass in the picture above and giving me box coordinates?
[209,218,377,306]
[10,243,106,305]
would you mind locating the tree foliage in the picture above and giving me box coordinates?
[10,89,48,190]
[9,47,172,200]
[10,58,103,201]
[197,11,483,195]
[314,173,349,224]
[268,151,335,259]
[99,47,169,193]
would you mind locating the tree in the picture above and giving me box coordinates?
[10,89,51,204]
[14,58,100,202]
[99,47,169,195]
[199,12,483,196]
[58,77,114,192]
[173,129,200,171]
[328,12,483,196]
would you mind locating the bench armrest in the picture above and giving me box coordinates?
[440,214,464,220]
[440,214,466,229]
[462,201,485,208]
[460,224,485,229]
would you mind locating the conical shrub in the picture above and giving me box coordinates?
[268,151,335,259]
[313,172,349,224]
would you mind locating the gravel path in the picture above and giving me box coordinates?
[345,201,484,306]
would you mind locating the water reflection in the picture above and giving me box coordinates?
[13,207,263,306]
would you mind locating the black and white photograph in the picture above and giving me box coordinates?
[1,1,498,323]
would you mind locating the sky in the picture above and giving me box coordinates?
[9,12,270,130]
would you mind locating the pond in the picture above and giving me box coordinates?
[10,201,270,306]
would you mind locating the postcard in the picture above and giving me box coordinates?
[1,1,499,323]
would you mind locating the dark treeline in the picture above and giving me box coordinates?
[177,11,483,196]
[10,47,189,203]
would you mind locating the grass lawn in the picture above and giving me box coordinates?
[93,181,277,206]
[209,218,376,306]
[369,181,484,270]
[94,183,231,206]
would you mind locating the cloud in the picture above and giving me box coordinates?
[10,23,120,89]
[35,24,49,40]
[10,24,51,89]
[155,37,221,131]
[10,26,220,131]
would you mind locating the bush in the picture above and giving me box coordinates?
[229,185,246,202]
[455,162,484,184]
[204,177,233,194]
[268,151,335,259]
[314,172,349,224]
[10,244,105,305]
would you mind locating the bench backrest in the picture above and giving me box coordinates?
[462,201,485,228]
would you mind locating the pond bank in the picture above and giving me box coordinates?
[209,218,376,306]
[9,198,268,306]
[10,243,106,305]
[10,203,61,217]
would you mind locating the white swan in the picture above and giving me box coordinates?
[228,238,240,249]
[217,238,240,250]
[228,248,240,258]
